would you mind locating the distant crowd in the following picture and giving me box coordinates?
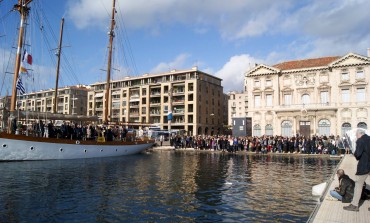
[167,134,350,155]
[13,120,134,142]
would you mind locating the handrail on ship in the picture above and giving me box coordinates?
[306,155,346,223]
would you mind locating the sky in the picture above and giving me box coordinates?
[1,0,370,95]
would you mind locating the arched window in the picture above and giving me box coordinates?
[302,94,310,105]
[265,124,273,136]
[341,123,351,136]
[197,127,202,135]
[318,119,330,136]
[281,120,292,137]
[357,122,368,129]
[253,124,261,137]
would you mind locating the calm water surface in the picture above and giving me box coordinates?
[0,151,339,223]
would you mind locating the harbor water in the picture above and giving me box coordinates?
[0,151,339,222]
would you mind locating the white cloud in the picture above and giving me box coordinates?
[150,53,190,74]
[65,0,370,84]
[215,54,261,92]
[66,0,292,39]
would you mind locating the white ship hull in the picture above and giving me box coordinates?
[0,137,153,161]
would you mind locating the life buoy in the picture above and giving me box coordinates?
[76,140,80,145]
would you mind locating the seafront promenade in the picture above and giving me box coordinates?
[309,155,370,223]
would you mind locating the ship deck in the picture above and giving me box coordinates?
[309,154,370,223]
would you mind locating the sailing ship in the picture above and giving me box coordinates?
[0,0,153,160]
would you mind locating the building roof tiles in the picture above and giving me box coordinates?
[273,56,341,70]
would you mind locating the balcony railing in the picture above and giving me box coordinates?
[275,102,336,110]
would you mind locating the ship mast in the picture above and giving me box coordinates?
[10,0,32,112]
[103,0,116,124]
[53,18,65,114]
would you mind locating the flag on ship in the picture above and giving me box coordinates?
[16,77,25,95]
[23,50,32,65]
[19,50,32,74]
[20,62,28,74]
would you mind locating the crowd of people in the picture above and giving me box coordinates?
[168,134,350,155]
[17,120,132,142]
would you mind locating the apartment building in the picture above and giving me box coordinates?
[227,91,248,126]
[245,51,370,137]
[0,96,11,130]
[17,85,89,115]
[87,67,224,136]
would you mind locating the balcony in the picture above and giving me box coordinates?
[150,100,161,105]
[129,112,140,117]
[150,91,161,96]
[129,102,140,108]
[275,102,337,112]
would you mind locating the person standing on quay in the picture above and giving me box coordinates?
[343,129,370,212]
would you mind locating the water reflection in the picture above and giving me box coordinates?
[0,152,339,222]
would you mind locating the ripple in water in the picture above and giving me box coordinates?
[0,152,339,222]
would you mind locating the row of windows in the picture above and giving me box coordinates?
[341,70,365,81]
[253,121,368,137]
[253,88,366,107]
[252,69,365,89]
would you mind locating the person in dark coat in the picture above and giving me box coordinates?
[344,129,370,212]
[330,169,355,203]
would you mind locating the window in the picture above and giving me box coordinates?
[253,124,261,137]
[357,122,367,129]
[254,95,261,107]
[342,89,350,103]
[281,120,292,137]
[318,119,330,136]
[266,94,272,106]
[301,94,310,105]
[254,80,260,88]
[357,88,366,102]
[284,94,292,106]
[266,80,272,87]
[341,72,349,81]
[320,91,329,104]
[341,123,351,136]
[265,124,273,136]
[356,70,364,79]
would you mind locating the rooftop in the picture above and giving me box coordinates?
[273,56,341,70]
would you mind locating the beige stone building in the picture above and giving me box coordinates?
[87,67,224,135]
[245,51,370,137]
[17,85,89,115]
[0,96,11,130]
[227,91,248,126]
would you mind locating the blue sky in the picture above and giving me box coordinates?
[1,0,370,95]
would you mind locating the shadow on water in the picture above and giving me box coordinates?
[0,152,339,223]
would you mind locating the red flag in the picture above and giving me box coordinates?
[23,50,32,65]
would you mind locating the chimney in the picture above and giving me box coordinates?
[368,48,370,57]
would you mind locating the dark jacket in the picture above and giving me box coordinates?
[338,174,355,203]
[354,134,370,175]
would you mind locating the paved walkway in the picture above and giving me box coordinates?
[310,155,370,223]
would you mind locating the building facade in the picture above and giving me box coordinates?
[227,91,248,126]
[17,85,89,115]
[87,67,224,136]
[245,52,370,137]
[0,96,11,130]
